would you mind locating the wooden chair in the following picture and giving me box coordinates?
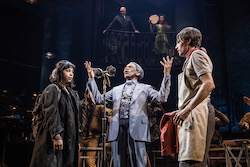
[222,139,250,167]
[79,147,103,167]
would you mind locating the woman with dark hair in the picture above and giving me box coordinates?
[149,14,171,55]
[30,60,80,167]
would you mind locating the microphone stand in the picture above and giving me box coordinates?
[102,73,111,167]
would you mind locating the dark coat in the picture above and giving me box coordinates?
[30,84,80,167]
[106,15,136,32]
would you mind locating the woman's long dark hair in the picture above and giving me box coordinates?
[159,14,168,25]
[49,60,76,88]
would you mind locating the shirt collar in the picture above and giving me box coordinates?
[125,79,138,85]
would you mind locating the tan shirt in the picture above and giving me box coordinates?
[178,50,213,161]
[178,50,213,109]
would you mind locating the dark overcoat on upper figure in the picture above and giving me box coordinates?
[106,15,137,32]
[30,84,80,167]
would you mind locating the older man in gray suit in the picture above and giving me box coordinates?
[84,56,173,167]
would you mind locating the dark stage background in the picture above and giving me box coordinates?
[0,0,250,166]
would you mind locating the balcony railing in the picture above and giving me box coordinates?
[100,29,182,68]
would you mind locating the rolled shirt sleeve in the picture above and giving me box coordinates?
[191,51,213,77]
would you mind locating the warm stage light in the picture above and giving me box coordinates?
[25,0,38,4]
[44,52,56,59]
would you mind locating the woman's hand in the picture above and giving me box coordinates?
[53,134,63,152]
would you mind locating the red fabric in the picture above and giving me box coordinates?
[160,113,179,157]
[185,47,207,59]
[185,48,198,59]
[200,47,207,53]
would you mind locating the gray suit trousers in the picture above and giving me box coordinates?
[111,124,147,167]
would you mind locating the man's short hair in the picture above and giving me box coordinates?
[176,27,202,48]
[130,62,144,80]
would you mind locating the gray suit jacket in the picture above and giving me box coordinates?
[87,75,171,142]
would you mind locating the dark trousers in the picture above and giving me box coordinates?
[111,123,147,167]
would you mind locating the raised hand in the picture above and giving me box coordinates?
[160,56,174,75]
[243,122,250,130]
[84,61,94,79]
[243,96,250,106]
